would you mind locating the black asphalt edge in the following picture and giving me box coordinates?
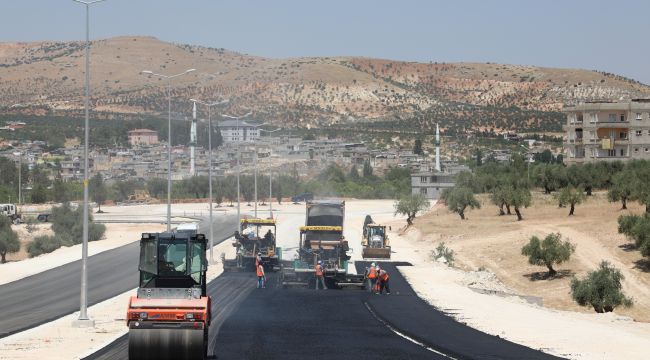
[81,333,128,360]
[363,300,463,360]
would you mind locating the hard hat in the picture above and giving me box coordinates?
[371,262,376,267]
[318,260,322,264]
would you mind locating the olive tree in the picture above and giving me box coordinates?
[570,261,632,313]
[608,170,635,210]
[555,186,586,216]
[0,216,20,263]
[394,193,431,226]
[441,186,480,220]
[508,187,532,221]
[521,233,575,277]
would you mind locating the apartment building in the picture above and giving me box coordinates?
[563,100,650,163]
[218,120,260,143]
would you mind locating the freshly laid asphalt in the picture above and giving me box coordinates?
[87,262,565,360]
[0,214,237,338]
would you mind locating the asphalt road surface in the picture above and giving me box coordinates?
[87,262,565,360]
[0,213,237,338]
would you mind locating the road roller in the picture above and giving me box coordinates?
[126,231,211,360]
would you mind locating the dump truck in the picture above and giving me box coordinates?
[126,231,211,360]
[361,215,391,259]
[281,200,365,289]
[0,203,21,224]
[223,218,280,272]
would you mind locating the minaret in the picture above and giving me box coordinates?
[190,102,197,176]
[435,123,441,172]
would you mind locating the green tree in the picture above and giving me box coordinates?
[394,193,431,226]
[348,165,360,181]
[50,203,106,245]
[441,186,481,220]
[521,233,575,276]
[146,178,167,199]
[362,160,373,177]
[570,261,633,313]
[555,186,586,216]
[413,139,423,155]
[52,177,68,203]
[508,187,532,221]
[90,173,108,213]
[474,148,483,167]
[0,216,20,263]
[608,170,635,210]
[617,214,650,258]
[490,186,511,216]
[27,235,62,258]
[30,183,48,204]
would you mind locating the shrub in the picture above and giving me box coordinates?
[431,242,454,266]
[27,235,62,258]
[570,261,633,313]
[0,216,20,263]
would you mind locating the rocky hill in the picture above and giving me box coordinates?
[2,36,649,133]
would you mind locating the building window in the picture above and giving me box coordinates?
[420,188,427,195]
[420,176,428,183]
[620,148,625,157]
[620,114,626,122]
[608,114,617,122]
[636,130,642,137]
[646,148,649,153]
[589,113,597,123]
[637,113,643,120]
[635,148,639,153]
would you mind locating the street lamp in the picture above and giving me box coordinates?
[190,98,229,263]
[71,0,107,329]
[222,112,252,229]
[259,128,281,218]
[141,68,196,232]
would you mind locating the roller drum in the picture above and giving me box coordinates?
[128,322,207,360]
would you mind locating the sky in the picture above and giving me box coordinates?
[1,0,649,83]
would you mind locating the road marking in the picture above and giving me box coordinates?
[363,301,459,360]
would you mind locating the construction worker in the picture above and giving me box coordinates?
[377,268,390,295]
[256,262,266,289]
[255,252,262,267]
[315,260,327,290]
[366,262,378,293]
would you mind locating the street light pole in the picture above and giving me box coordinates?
[71,0,106,328]
[190,99,228,263]
[259,128,280,218]
[141,69,195,232]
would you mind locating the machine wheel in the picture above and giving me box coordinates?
[128,323,206,360]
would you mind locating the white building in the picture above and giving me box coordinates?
[218,120,261,143]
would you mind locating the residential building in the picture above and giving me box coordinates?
[218,120,260,143]
[128,129,159,147]
[563,100,650,163]
[411,162,470,200]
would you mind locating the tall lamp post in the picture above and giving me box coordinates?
[190,98,229,263]
[141,69,195,231]
[71,0,107,328]
[259,128,281,218]
[222,112,252,231]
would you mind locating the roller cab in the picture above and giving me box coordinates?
[361,219,391,259]
[127,232,211,360]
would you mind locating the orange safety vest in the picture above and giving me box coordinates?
[379,271,389,282]
[315,264,323,277]
[256,265,264,277]
[368,266,377,279]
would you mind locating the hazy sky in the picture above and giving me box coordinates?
[2,0,649,83]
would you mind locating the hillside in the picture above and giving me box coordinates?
[1,36,649,134]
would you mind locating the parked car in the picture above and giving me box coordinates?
[37,213,51,222]
[291,192,314,203]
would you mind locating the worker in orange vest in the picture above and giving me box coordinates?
[315,260,327,290]
[255,252,262,267]
[256,263,266,289]
[377,268,390,295]
[366,262,378,293]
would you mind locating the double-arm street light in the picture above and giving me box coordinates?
[222,112,252,229]
[190,98,229,263]
[71,0,107,328]
[141,69,196,231]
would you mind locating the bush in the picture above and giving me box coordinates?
[617,214,650,257]
[570,261,633,313]
[27,235,62,258]
[431,242,454,266]
[51,203,106,245]
[521,233,575,276]
[0,216,20,263]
